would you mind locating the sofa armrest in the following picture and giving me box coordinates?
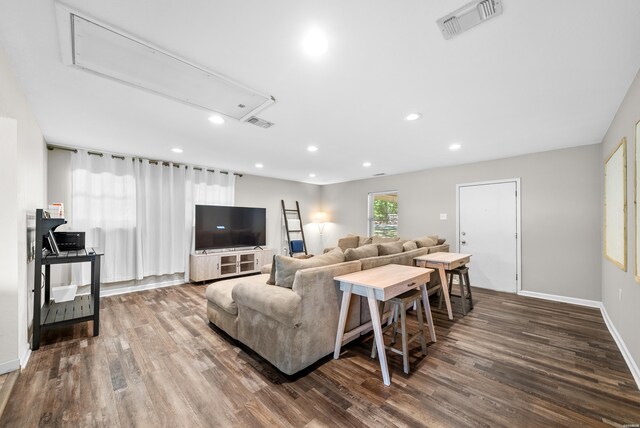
[233,282,301,327]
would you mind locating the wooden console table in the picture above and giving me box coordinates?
[414,252,471,320]
[333,264,435,386]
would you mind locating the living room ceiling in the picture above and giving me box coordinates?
[1,1,640,184]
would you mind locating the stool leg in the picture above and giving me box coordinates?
[400,304,409,374]
[464,271,474,310]
[391,303,400,345]
[438,287,443,309]
[371,301,385,359]
[458,272,467,315]
[415,298,427,355]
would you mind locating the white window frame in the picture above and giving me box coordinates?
[367,190,399,237]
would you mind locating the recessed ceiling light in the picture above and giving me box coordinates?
[449,143,462,151]
[363,161,372,167]
[307,145,318,152]
[208,114,225,125]
[309,173,316,178]
[405,113,422,121]
[255,163,264,168]
[171,147,183,153]
[302,28,328,57]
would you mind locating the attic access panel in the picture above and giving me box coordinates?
[70,14,274,120]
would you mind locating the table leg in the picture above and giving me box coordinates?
[333,283,353,359]
[367,288,390,386]
[420,284,437,343]
[439,265,453,320]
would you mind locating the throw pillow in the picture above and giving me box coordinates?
[337,235,359,251]
[275,247,345,289]
[378,241,405,256]
[344,243,379,261]
[415,235,438,248]
[437,238,446,245]
[266,255,276,285]
[403,240,418,251]
[371,236,400,244]
[357,235,372,246]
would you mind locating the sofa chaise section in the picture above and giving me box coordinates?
[232,260,362,375]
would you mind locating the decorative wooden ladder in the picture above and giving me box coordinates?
[281,200,308,256]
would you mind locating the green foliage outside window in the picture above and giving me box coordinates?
[372,198,398,238]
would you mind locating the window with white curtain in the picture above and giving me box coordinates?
[70,150,236,285]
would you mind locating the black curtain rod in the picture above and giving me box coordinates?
[47,145,242,177]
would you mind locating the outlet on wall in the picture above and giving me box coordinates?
[440,213,447,220]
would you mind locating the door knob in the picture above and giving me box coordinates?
[461,232,466,236]
[461,240,467,245]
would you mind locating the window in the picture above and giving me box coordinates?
[368,191,398,238]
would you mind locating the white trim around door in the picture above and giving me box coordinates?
[456,178,522,293]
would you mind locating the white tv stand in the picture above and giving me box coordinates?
[189,247,274,283]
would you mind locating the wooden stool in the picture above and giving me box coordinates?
[439,266,473,315]
[371,289,427,374]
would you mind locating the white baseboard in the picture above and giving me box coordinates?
[518,289,639,390]
[20,345,31,369]
[99,278,186,297]
[600,304,640,390]
[517,290,602,308]
[0,358,19,375]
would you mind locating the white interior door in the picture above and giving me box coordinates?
[458,180,519,293]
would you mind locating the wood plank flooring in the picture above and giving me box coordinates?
[2,284,639,427]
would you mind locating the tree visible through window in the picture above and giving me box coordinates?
[368,191,398,238]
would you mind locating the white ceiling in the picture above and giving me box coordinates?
[1,1,640,184]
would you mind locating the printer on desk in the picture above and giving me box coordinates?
[50,231,85,251]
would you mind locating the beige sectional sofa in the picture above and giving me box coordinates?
[205,235,449,375]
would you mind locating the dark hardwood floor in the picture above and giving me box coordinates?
[2,284,639,427]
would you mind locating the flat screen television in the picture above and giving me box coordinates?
[195,205,266,250]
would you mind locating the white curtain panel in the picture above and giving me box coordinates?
[71,151,236,285]
[135,160,186,279]
[71,150,137,284]
[183,167,235,281]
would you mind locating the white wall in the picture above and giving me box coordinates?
[0,44,45,373]
[601,68,640,375]
[321,144,602,301]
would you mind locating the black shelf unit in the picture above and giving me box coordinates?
[33,209,103,350]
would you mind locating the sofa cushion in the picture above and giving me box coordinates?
[233,282,302,327]
[371,236,400,244]
[344,243,378,261]
[360,247,429,270]
[403,240,418,251]
[337,235,359,251]
[378,240,405,255]
[416,235,438,248]
[205,274,270,315]
[275,247,345,289]
[437,238,447,245]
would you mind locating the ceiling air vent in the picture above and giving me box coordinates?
[437,0,503,40]
[55,4,275,122]
[246,117,274,129]
[372,173,386,177]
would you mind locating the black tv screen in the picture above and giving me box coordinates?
[195,205,266,250]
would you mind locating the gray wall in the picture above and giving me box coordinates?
[321,144,602,301]
[0,44,46,372]
[601,69,640,370]
[235,175,322,255]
